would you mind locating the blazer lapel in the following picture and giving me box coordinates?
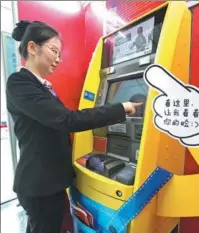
[20,68,63,103]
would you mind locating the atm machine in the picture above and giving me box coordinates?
[70,2,195,233]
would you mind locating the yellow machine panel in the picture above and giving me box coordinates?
[70,2,199,233]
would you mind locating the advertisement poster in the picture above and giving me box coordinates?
[2,32,17,77]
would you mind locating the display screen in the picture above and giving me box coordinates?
[106,78,148,117]
[111,17,155,65]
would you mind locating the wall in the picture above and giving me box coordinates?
[84,2,104,69]
[106,1,164,21]
[1,1,16,203]
[1,1,14,113]
[106,1,164,33]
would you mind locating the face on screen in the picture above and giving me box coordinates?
[106,78,148,117]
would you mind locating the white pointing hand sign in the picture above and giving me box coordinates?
[144,64,199,147]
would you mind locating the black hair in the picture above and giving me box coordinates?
[137,26,143,34]
[12,20,60,59]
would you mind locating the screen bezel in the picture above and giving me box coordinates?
[101,6,167,69]
[110,16,155,65]
[103,71,148,111]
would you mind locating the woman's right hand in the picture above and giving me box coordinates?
[122,102,143,116]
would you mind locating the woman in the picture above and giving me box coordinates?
[6,20,142,233]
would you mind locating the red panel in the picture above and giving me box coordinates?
[179,5,199,233]
[17,1,86,110]
[190,5,199,88]
[84,2,103,70]
[106,1,164,22]
[93,137,107,152]
[180,218,199,233]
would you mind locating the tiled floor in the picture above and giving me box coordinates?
[1,199,28,233]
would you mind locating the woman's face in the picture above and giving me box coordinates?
[28,36,62,75]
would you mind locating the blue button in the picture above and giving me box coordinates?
[84,91,95,102]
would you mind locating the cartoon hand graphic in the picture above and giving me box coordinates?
[144,64,199,147]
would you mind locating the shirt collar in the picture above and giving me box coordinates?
[22,66,52,87]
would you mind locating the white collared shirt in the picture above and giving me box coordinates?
[22,66,52,87]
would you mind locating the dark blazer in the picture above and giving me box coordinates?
[6,68,126,197]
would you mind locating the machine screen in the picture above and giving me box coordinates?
[106,77,148,117]
[111,17,155,65]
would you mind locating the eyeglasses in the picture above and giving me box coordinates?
[42,44,62,61]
